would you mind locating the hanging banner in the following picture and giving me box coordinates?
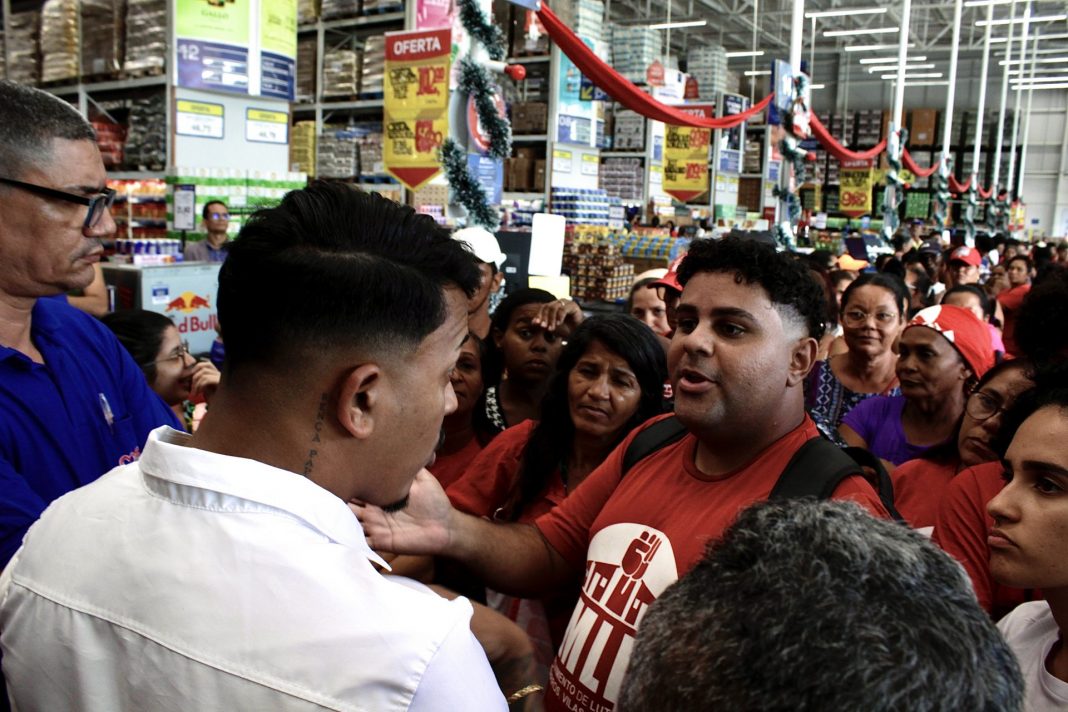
[663,104,713,203]
[259,0,298,100]
[383,28,451,190]
[839,158,875,218]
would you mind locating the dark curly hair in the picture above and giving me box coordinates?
[677,238,826,339]
[1015,268,1068,367]
[507,314,668,520]
[840,272,910,320]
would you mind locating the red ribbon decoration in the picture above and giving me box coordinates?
[536,2,773,129]
[900,148,940,179]
[809,112,886,163]
[978,184,994,199]
[949,174,973,194]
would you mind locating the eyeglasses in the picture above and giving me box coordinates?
[0,176,116,229]
[841,309,899,328]
[208,212,230,220]
[145,341,192,366]
[966,390,1008,422]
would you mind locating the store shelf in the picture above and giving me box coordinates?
[45,74,167,97]
[507,55,551,64]
[108,171,167,180]
[601,151,645,158]
[298,11,404,33]
[513,134,549,142]
[293,98,385,112]
[502,192,546,202]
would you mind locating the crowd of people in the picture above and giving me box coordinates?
[1,79,1067,712]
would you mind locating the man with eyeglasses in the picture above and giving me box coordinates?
[183,201,232,263]
[0,80,181,570]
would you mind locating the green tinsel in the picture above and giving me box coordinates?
[457,0,506,61]
[880,126,908,247]
[933,154,950,228]
[440,138,500,230]
[458,57,512,160]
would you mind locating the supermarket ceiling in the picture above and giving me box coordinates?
[606,0,1068,63]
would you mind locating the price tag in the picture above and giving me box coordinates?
[581,153,599,176]
[245,108,289,144]
[176,100,224,139]
[173,184,197,231]
[552,149,573,173]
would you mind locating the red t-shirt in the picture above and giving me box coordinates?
[892,457,960,531]
[997,284,1031,357]
[932,461,1038,618]
[535,414,889,712]
[447,419,566,522]
[428,435,486,491]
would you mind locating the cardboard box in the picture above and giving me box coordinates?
[910,109,938,146]
[516,147,538,160]
[534,159,546,192]
[509,157,534,191]
[512,102,548,134]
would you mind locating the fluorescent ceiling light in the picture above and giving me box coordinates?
[805,7,886,19]
[1008,66,1068,74]
[649,19,707,29]
[999,57,1068,64]
[964,0,1011,6]
[810,83,826,89]
[858,55,928,63]
[725,50,765,58]
[881,72,944,79]
[976,14,1067,26]
[867,63,936,72]
[743,70,772,76]
[824,27,899,37]
[1011,75,1068,82]
[903,80,952,86]
[844,43,916,51]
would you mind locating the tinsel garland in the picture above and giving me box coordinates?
[458,57,512,160]
[457,0,505,61]
[440,138,500,230]
[964,183,979,244]
[932,153,950,228]
[879,126,907,247]
[772,74,810,250]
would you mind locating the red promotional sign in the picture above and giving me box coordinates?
[646,60,665,87]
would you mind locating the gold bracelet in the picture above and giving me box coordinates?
[506,684,544,703]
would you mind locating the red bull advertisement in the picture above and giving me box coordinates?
[102,263,222,355]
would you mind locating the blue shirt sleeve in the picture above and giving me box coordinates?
[0,452,51,567]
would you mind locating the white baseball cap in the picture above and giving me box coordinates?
[453,227,506,268]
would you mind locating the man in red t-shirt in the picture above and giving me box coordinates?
[357,238,888,712]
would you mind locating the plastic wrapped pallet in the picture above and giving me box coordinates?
[320,0,358,21]
[362,0,403,13]
[687,45,727,101]
[7,12,41,86]
[124,93,166,170]
[289,121,317,175]
[93,119,126,167]
[360,35,384,96]
[317,126,358,178]
[124,0,165,74]
[80,0,122,77]
[322,48,359,97]
[296,36,316,100]
[553,0,603,43]
[353,123,384,176]
[297,0,319,25]
[40,0,80,84]
[609,25,660,84]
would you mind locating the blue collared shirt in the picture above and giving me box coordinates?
[0,298,180,566]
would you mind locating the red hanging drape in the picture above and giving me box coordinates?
[535,3,773,128]
[900,148,940,179]
[809,112,886,163]
[949,174,973,194]
[978,184,994,199]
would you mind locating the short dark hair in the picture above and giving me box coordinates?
[625,277,660,313]
[619,500,1024,712]
[217,181,480,373]
[509,315,668,519]
[482,288,557,386]
[677,238,826,339]
[993,364,1068,457]
[839,271,910,320]
[202,201,228,220]
[1015,268,1068,367]
[943,284,994,321]
[1006,254,1032,272]
[101,309,175,386]
[0,80,96,181]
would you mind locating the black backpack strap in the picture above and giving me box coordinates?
[621,416,689,476]
[771,437,904,521]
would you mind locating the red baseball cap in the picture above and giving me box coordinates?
[905,305,994,378]
[650,254,685,294]
[948,246,982,267]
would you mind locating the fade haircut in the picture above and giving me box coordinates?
[619,500,1024,712]
[677,237,826,339]
[218,181,480,373]
[0,80,96,181]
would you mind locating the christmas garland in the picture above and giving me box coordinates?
[440,138,500,229]
[458,57,512,160]
[772,74,810,250]
[458,0,506,61]
[879,126,907,247]
[932,154,950,228]
[964,183,979,244]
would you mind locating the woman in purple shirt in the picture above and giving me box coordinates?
[839,304,995,468]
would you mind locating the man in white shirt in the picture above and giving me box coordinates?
[0,181,507,711]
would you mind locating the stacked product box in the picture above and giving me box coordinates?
[40,0,80,83]
[610,25,661,84]
[564,227,634,302]
[93,119,126,167]
[360,35,385,96]
[123,94,166,170]
[124,0,166,74]
[725,70,740,95]
[165,167,248,242]
[511,102,548,134]
[247,171,308,209]
[80,0,122,77]
[617,229,677,263]
[296,37,317,101]
[551,188,612,227]
[7,12,41,85]
[855,110,881,146]
[323,48,359,97]
[510,8,550,57]
[600,157,643,201]
[686,45,728,101]
[553,0,604,43]
[289,121,317,175]
[363,0,403,13]
[613,109,645,150]
[317,125,358,178]
[320,0,358,20]
[297,0,319,24]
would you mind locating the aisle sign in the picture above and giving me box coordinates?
[383,28,451,190]
[176,100,224,139]
[717,93,748,174]
[663,104,713,203]
[839,158,874,217]
[467,153,503,205]
[173,184,197,231]
[245,108,289,144]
